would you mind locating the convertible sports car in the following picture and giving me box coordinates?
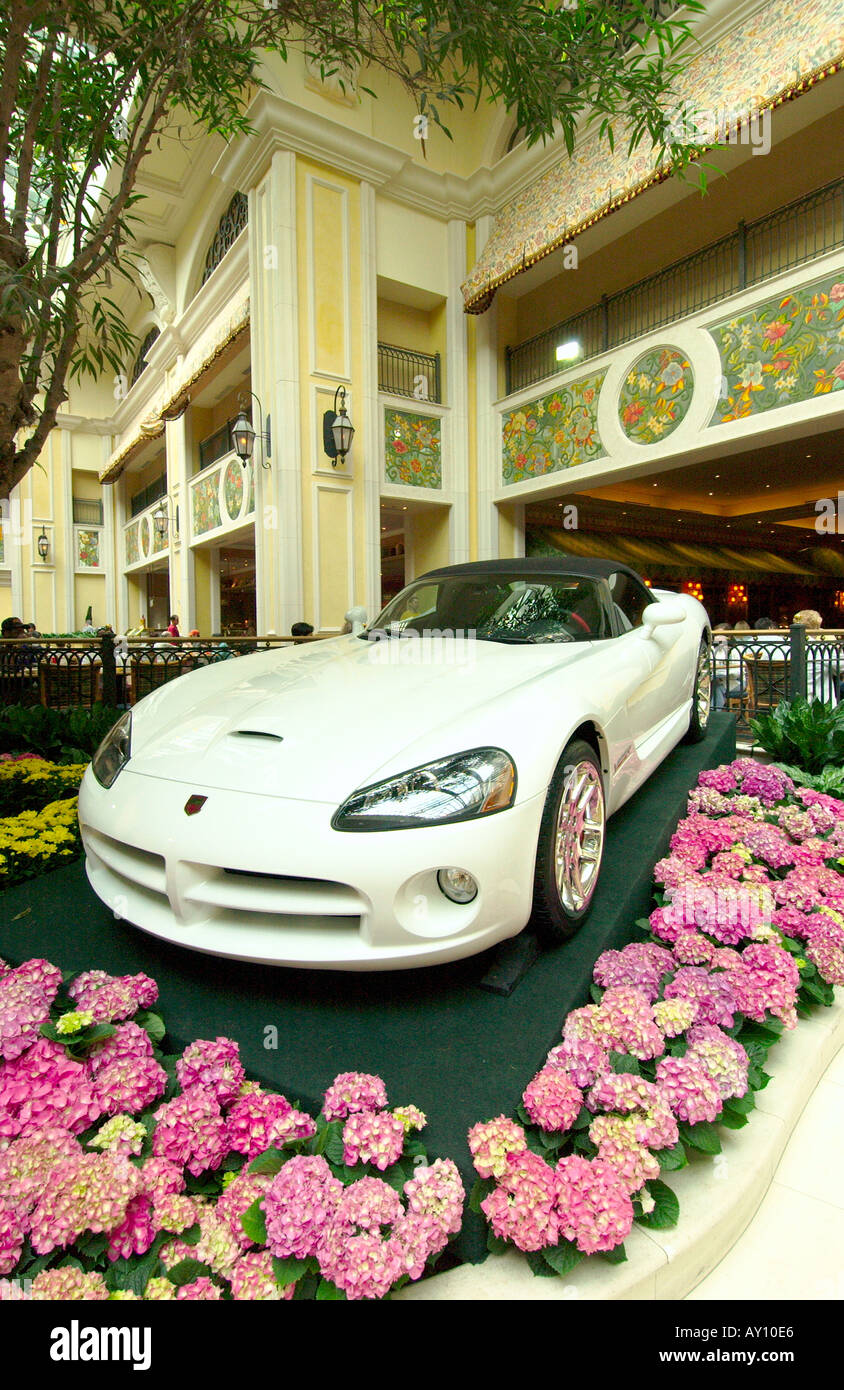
[78,558,711,970]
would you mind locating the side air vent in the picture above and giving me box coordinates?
[231,730,284,742]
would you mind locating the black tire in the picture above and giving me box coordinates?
[532,739,606,944]
[684,637,712,744]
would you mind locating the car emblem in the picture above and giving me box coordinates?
[184,795,207,816]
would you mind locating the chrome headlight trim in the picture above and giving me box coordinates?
[332,747,516,832]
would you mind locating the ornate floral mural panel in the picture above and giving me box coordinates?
[501,371,606,485]
[709,269,844,423]
[125,521,140,567]
[618,347,694,443]
[192,471,223,535]
[384,409,442,489]
[76,529,101,570]
[224,459,245,521]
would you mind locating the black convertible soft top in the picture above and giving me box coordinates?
[421,556,647,585]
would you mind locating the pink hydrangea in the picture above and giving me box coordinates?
[663,966,737,1029]
[89,1022,168,1117]
[322,1072,388,1121]
[686,1025,749,1100]
[655,1055,723,1125]
[29,1152,144,1254]
[31,1267,110,1300]
[0,1037,103,1137]
[592,986,665,1060]
[554,1154,634,1254]
[805,933,844,987]
[176,1037,245,1106]
[317,1219,404,1300]
[88,1114,146,1158]
[0,1197,25,1275]
[226,1089,314,1157]
[139,1156,185,1200]
[403,1158,464,1235]
[467,1115,527,1180]
[592,942,675,1001]
[633,1099,679,1151]
[673,931,716,966]
[176,1276,222,1300]
[545,1035,610,1088]
[0,1127,82,1217]
[336,1176,401,1231]
[107,1194,155,1261]
[162,1203,242,1277]
[229,1249,294,1300]
[588,1114,661,1194]
[480,1149,560,1252]
[0,959,60,1062]
[392,1209,450,1280]
[152,1085,230,1176]
[586,1073,661,1115]
[730,758,793,805]
[562,1005,601,1044]
[152,1192,200,1234]
[264,1154,343,1260]
[342,1111,405,1170]
[68,969,158,1024]
[724,942,800,1028]
[522,1067,582,1133]
[215,1171,271,1250]
[652,996,698,1037]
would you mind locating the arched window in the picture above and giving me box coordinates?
[200,192,248,288]
[130,327,160,387]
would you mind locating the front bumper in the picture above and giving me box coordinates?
[78,768,546,970]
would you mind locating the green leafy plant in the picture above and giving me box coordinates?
[0,702,121,762]
[749,696,844,776]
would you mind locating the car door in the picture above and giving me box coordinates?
[605,571,689,766]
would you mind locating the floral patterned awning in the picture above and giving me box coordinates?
[463,0,844,313]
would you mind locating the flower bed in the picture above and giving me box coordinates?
[0,757,86,817]
[468,758,842,1279]
[0,799,81,888]
[0,962,465,1301]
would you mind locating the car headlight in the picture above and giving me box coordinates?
[333,748,516,831]
[92,711,132,789]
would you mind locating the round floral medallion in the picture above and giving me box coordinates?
[618,346,694,444]
[224,458,244,520]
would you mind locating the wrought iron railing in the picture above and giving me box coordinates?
[709,626,844,739]
[198,417,241,472]
[506,175,844,394]
[0,633,326,711]
[129,472,167,518]
[378,343,442,403]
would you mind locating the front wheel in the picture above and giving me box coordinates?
[531,739,606,944]
[684,638,712,744]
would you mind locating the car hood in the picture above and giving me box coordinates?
[126,634,591,803]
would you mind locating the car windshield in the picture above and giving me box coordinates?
[366,574,611,643]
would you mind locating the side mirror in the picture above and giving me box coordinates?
[642,600,686,630]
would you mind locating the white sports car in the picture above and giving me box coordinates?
[78,559,711,970]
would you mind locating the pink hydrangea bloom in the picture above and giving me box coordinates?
[152,1085,230,1176]
[467,1115,527,1180]
[481,1149,560,1252]
[29,1152,144,1254]
[89,1022,168,1117]
[0,1197,25,1275]
[652,996,698,1037]
[545,1036,610,1088]
[176,1037,245,1106]
[342,1110,405,1171]
[724,942,800,1028]
[673,931,716,966]
[68,969,158,1024]
[0,1037,103,1137]
[586,1073,660,1115]
[226,1090,314,1157]
[139,1156,185,1200]
[214,1171,271,1250]
[655,1055,723,1125]
[142,1276,177,1300]
[522,1067,583,1133]
[393,1209,449,1280]
[317,1219,404,1300]
[88,1114,146,1157]
[592,942,675,1001]
[633,1100,679,1151]
[588,1114,661,1194]
[229,1249,294,1300]
[162,1203,242,1277]
[107,1194,155,1261]
[322,1072,388,1121]
[0,1127,82,1217]
[562,1005,601,1043]
[264,1154,343,1260]
[592,986,665,1060]
[176,1276,222,1300]
[554,1154,634,1254]
[403,1158,464,1235]
[0,959,60,1062]
[663,967,737,1029]
[686,1025,749,1099]
[152,1192,200,1234]
[31,1267,110,1300]
[336,1176,401,1231]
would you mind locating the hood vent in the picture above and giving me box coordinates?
[231,730,284,742]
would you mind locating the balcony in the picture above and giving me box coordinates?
[506,175,844,395]
[189,451,255,543]
[378,342,442,403]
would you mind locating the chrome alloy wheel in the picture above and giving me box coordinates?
[554,760,605,914]
[696,643,712,728]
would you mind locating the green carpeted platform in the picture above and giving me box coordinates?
[0,714,735,1262]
